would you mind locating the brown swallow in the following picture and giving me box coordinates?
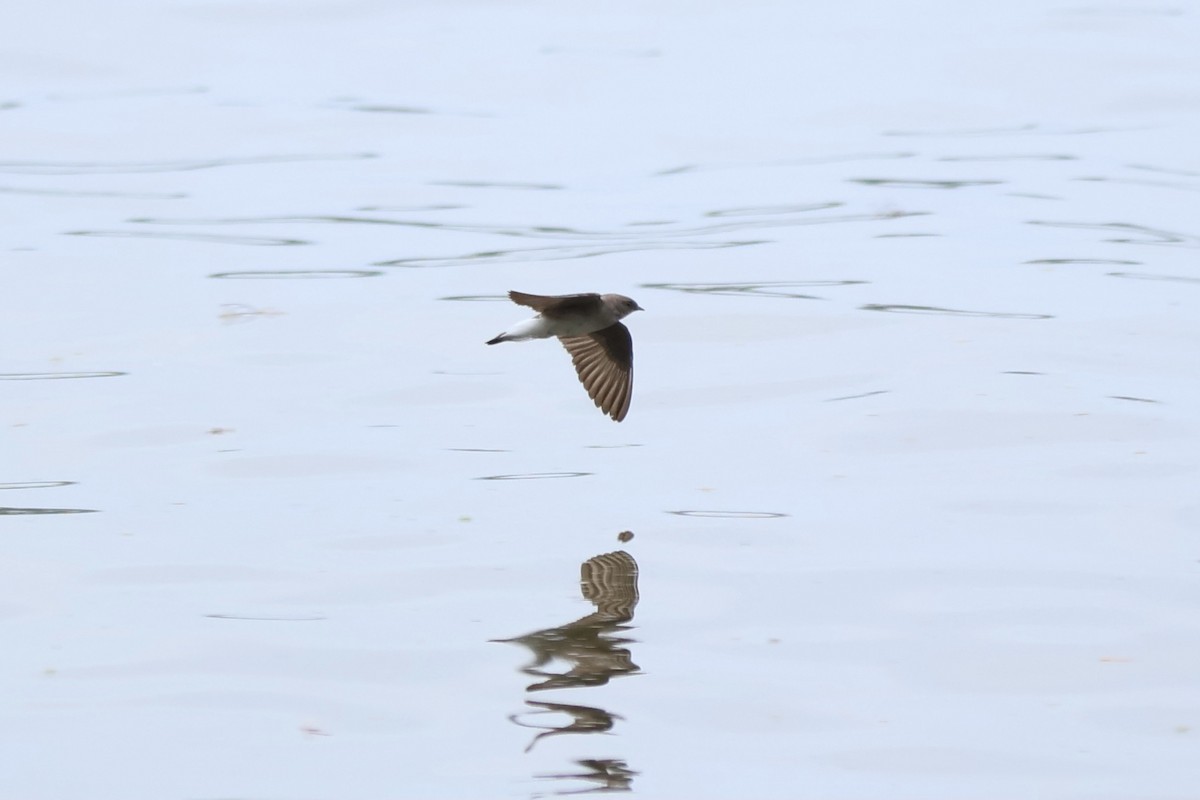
[487,290,643,421]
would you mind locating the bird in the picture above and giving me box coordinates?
[486,290,643,422]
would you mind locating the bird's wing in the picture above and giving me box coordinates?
[509,290,602,318]
[558,323,633,422]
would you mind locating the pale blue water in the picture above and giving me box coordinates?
[4,1,1200,797]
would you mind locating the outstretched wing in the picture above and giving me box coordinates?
[509,290,602,318]
[559,323,633,422]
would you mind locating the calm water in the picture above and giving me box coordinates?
[4,1,1200,797]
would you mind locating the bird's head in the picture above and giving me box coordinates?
[607,294,644,319]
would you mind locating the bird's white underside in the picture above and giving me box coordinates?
[499,314,609,341]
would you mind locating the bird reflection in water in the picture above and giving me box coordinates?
[534,759,638,795]
[494,549,641,791]
[495,550,640,694]
[511,700,623,753]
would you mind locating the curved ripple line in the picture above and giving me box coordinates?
[668,510,788,519]
[0,186,186,199]
[0,371,125,380]
[134,209,924,242]
[884,124,1138,138]
[205,613,327,621]
[47,85,208,101]
[1128,163,1200,178]
[885,123,1039,137]
[358,204,465,212]
[1026,258,1140,265]
[1073,175,1200,193]
[1108,272,1200,284]
[209,269,382,280]
[643,280,865,298]
[378,240,760,268]
[0,153,377,175]
[476,472,592,481]
[652,151,917,176]
[705,202,841,217]
[1027,220,1200,248]
[0,481,76,490]
[861,304,1053,319]
[851,178,1003,189]
[67,230,307,246]
[429,180,563,190]
[938,154,1077,162]
[824,390,889,402]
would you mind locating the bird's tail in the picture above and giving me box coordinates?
[486,333,508,345]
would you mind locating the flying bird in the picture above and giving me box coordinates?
[487,290,643,422]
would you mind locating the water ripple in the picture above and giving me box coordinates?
[46,85,208,101]
[430,180,563,190]
[209,269,382,279]
[861,304,1053,319]
[218,304,286,322]
[350,104,432,114]
[130,207,922,241]
[358,204,465,212]
[0,371,125,380]
[0,481,76,490]
[476,472,592,481]
[1108,272,1200,285]
[938,154,1077,162]
[1027,220,1200,248]
[377,240,760,268]
[206,613,327,621]
[705,202,840,217]
[885,123,1138,137]
[851,178,1003,189]
[652,151,916,177]
[642,280,865,299]
[0,186,185,199]
[113,208,926,268]
[1128,163,1199,178]
[1026,258,1140,265]
[1074,175,1200,193]
[67,230,307,246]
[885,123,1039,137]
[324,97,490,117]
[824,390,890,402]
[0,153,376,175]
[667,510,788,519]
[0,507,97,515]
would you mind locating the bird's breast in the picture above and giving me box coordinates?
[545,314,614,337]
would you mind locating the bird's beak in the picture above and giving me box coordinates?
[634,304,644,312]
